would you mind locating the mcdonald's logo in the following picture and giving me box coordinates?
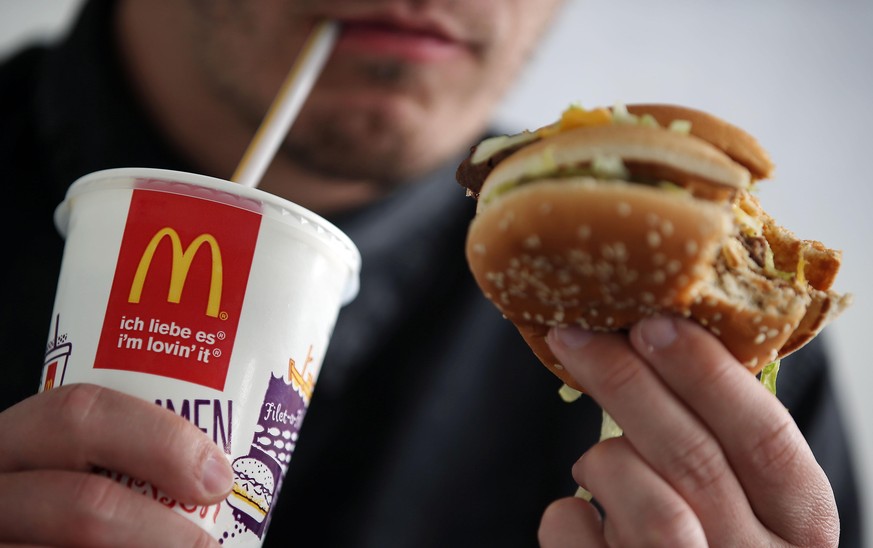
[94,187,260,390]
[43,361,56,391]
[128,228,223,317]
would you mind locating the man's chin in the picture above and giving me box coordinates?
[282,141,436,185]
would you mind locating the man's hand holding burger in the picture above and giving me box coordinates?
[537,317,839,547]
[456,103,850,546]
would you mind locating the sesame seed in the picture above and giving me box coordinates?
[685,240,699,256]
[647,231,662,248]
[661,220,674,236]
[539,203,553,215]
[554,363,565,371]
[577,225,592,239]
[614,243,628,262]
[754,333,767,344]
[617,202,632,217]
[524,235,541,249]
[472,243,486,255]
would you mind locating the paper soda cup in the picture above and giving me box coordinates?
[40,167,361,545]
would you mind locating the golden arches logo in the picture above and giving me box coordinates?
[128,228,223,317]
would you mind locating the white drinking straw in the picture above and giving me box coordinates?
[231,20,340,188]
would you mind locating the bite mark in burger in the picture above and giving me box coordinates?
[458,103,852,393]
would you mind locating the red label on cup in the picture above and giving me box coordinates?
[94,188,261,390]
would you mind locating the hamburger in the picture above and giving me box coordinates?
[457,103,851,393]
[227,456,276,522]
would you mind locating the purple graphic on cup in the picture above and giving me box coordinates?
[226,372,308,539]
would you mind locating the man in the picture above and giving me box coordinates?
[0,0,862,546]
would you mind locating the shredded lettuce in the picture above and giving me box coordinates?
[559,383,583,403]
[560,389,623,501]
[759,359,781,395]
[575,409,623,501]
[599,409,623,440]
[668,119,693,134]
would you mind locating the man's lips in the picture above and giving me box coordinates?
[334,19,472,63]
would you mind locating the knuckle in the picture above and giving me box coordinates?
[53,384,108,464]
[667,431,729,497]
[644,501,704,547]
[747,415,804,477]
[606,502,704,548]
[70,474,123,546]
[54,384,106,432]
[595,352,645,398]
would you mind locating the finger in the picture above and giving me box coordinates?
[546,327,766,545]
[538,496,606,548]
[575,436,707,548]
[0,384,233,505]
[0,471,218,548]
[628,316,840,546]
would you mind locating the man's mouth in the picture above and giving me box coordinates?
[334,17,473,63]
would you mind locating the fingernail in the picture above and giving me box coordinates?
[550,326,594,350]
[639,316,677,350]
[202,453,233,496]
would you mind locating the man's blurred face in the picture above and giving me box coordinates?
[186,0,564,183]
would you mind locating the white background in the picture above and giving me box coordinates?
[2,0,870,539]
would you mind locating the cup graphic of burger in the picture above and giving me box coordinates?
[227,456,276,523]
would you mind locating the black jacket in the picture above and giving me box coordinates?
[0,1,863,546]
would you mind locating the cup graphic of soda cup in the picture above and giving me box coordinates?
[41,167,361,546]
[42,315,72,392]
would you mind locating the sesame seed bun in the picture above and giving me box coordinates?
[461,107,849,392]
